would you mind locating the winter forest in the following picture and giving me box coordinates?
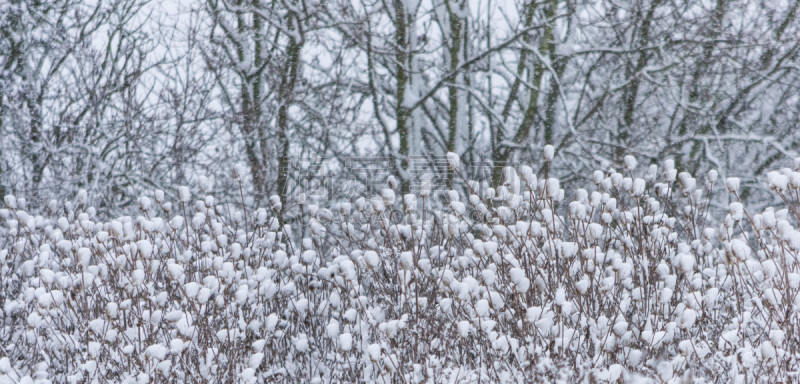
[2,0,800,382]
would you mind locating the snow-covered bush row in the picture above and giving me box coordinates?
[2,154,800,383]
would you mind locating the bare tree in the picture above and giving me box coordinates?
[0,0,163,210]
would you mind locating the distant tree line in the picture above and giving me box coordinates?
[2,0,799,215]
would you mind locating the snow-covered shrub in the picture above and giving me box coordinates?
[2,158,800,383]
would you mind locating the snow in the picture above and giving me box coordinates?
[3,196,16,209]
[632,178,645,196]
[338,259,357,281]
[520,166,535,185]
[729,202,744,221]
[624,155,637,170]
[196,287,212,304]
[446,152,460,169]
[364,250,380,269]
[768,171,789,191]
[293,334,309,353]
[381,189,395,206]
[673,252,695,274]
[136,240,153,258]
[403,194,417,211]
[339,333,353,351]
[77,247,92,268]
[184,282,200,298]
[680,309,698,329]
[769,330,785,346]
[369,197,385,213]
[326,319,340,339]
[177,186,191,203]
[367,344,381,361]
[475,299,490,317]
[546,178,560,197]
[302,249,317,264]
[726,177,740,193]
[3,163,800,382]
[450,201,466,215]
[167,339,183,354]
[730,239,751,261]
[665,169,677,182]
[145,344,169,360]
[543,145,555,162]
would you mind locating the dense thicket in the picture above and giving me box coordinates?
[2,0,800,214]
[3,2,800,380]
[2,156,800,382]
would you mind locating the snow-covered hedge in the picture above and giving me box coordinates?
[2,155,800,383]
